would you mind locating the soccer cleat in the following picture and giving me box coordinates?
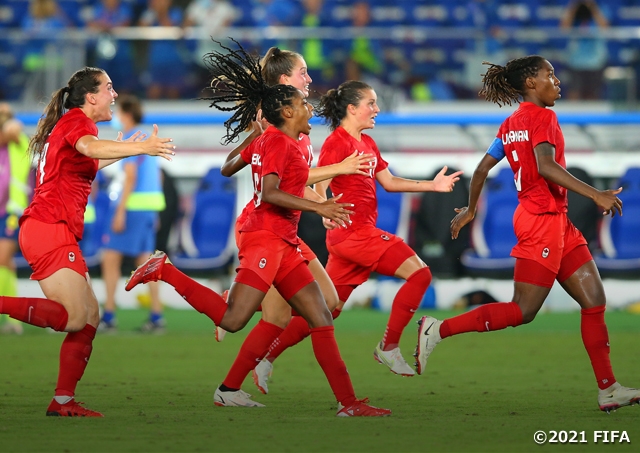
[97,318,117,333]
[46,398,104,417]
[373,342,415,376]
[336,398,392,417]
[125,250,171,291]
[139,317,166,334]
[213,387,265,407]
[215,290,229,342]
[414,315,442,375]
[252,359,273,394]
[598,383,640,413]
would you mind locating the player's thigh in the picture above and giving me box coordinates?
[261,286,292,328]
[559,260,605,310]
[512,280,552,324]
[307,258,338,311]
[287,281,332,329]
[38,268,100,330]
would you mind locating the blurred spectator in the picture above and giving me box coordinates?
[20,0,69,73]
[341,2,384,83]
[254,0,303,52]
[296,0,336,94]
[0,103,31,335]
[460,0,508,99]
[561,0,610,100]
[139,0,190,99]
[99,95,167,333]
[183,0,238,89]
[86,0,137,93]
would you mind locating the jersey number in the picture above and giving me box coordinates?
[511,149,522,192]
[38,143,49,185]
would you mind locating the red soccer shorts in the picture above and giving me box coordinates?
[235,217,316,262]
[325,226,407,287]
[18,217,89,281]
[511,204,588,276]
[235,230,312,297]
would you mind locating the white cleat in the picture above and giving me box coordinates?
[414,316,442,375]
[213,387,265,407]
[252,359,273,395]
[373,342,415,376]
[598,383,640,413]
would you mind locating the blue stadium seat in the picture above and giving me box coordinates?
[170,168,237,271]
[460,166,518,273]
[594,167,640,273]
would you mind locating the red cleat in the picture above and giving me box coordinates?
[46,398,104,417]
[336,398,392,417]
[125,251,170,291]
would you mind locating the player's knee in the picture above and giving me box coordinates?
[520,309,537,324]
[408,266,432,289]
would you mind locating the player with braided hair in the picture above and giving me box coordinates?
[212,44,375,399]
[416,55,640,412]
[126,40,391,417]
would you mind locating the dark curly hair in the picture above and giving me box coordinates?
[200,39,301,145]
[479,55,546,107]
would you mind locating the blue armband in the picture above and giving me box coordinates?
[486,137,505,161]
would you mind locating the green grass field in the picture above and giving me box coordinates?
[1,308,639,453]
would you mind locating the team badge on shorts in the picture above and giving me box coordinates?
[542,247,550,259]
[259,257,267,269]
[380,234,390,241]
[68,252,76,262]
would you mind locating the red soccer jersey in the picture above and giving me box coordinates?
[237,132,313,228]
[318,126,389,245]
[240,126,309,245]
[21,108,99,241]
[498,102,567,214]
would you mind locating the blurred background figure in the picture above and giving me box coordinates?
[0,103,31,335]
[341,1,384,83]
[183,0,238,90]
[138,0,189,99]
[99,95,167,333]
[561,0,610,100]
[86,0,138,94]
[296,0,335,96]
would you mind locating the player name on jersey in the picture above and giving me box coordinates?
[502,130,529,144]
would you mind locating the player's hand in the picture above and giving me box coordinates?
[338,151,375,176]
[595,187,623,218]
[142,124,176,161]
[322,217,339,230]
[433,166,463,192]
[450,206,474,239]
[315,194,354,228]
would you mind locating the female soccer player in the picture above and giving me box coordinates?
[416,55,639,413]
[215,46,375,399]
[256,80,460,379]
[0,67,176,416]
[126,41,391,417]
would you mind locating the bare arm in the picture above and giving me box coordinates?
[261,174,353,227]
[76,124,175,161]
[220,120,264,177]
[450,154,499,239]
[306,151,374,186]
[535,142,622,216]
[376,166,462,193]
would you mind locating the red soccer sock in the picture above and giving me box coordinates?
[55,324,97,397]
[222,320,283,389]
[310,326,356,406]
[581,305,616,390]
[382,268,432,349]
[162,265,227,325]
[0,296,69,331]
[267,316,310,362]
[440,302,523,338]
